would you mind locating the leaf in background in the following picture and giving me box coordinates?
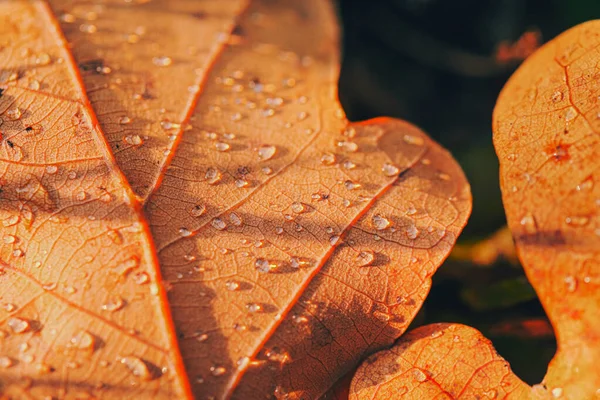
[350,20,600,400]
[0,0,471,398]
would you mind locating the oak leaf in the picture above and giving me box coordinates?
[350,20,600,400]
[0,1,471,398]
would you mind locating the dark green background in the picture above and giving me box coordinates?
[336,0,600,384]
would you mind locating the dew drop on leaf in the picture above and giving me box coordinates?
[152,56,172,67]
[205,168,222,185]
[320,152,336,165]
[121,356,154,380]
[257,144,277,161]
[0,356,14,369]
[381,163,400,177]
[7,317,30,333]
[372,214,391,230]
[355,250,375,267]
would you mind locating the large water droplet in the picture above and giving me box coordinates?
[70,330,95,350]
[381,163,400,177]
[257,144,277,161]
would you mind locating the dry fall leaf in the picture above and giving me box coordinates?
[0,1,471,399]
[350,20,600,400]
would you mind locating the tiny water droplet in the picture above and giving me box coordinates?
[102,297,125,312]
[119,116,131,125]
[235,179,249,188]
[406,225,419,239]
[7,317,30,333]
[381,163,400,176]
[152,56,172,67]
[257,144,277,161]
[211,218,227,230]
[215,142,230,152]
[210,365,226,376]
[412,369,427,382]
[520,212,537,234]
[564,275,578,293]
[225,281,239,291]
[121,356,154,380]
[0,356,13,369]
[205,168,222,184]
[246,303,261,313]
[344,180,361,190]
[3,235,16,244]
[551,91,564,102]
[179,227,192,237]
[320,152,336,166]
[551,388,563,398]
[291,202,306,213]
[70,330,95,350]
[329,235,340,245]
[403,134,424,146]
[565,215,589,226]
[342,160,356,170]
[79,23,97,33]
[124,135,143,146]
[191,205,206,217]
[372,214,391,230]
[255,258,274,273]
[337,141,358,152]
[356,250,375,267]
[6,108,22,120]
[133,272,149,285]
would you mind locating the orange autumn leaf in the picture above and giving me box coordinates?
[350,20,600,400]
[0,1,471,399]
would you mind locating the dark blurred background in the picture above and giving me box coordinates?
[336,0,600,384]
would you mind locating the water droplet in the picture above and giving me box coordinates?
[403,134,424,146]
[342,160,356,170]
[3,235,16,244]
[329,235,340,245]
[152,56,172,67]
[412,368,427,382]
[70,330,95,350]
[210,365,226,376]
[60,13,76,23]
[257,144,277,161]
[114,256,140,277]
[7,317,30,333]
[291,202,306,214]
[297,111,308,121]
[344,180,361,190]
[215,142,230,152]
[29,80,40,90]
[320,153,336,166]
[520,212,537,234]
[406,225,419,239]
[6,107,22,120]
[235,179,249,188]
[565,215,589,226]
[551,388,563,398]
[102,297,125,312]
[337,141,358,152]
[381,163,400,177]
[211,218,227,230]
[355,250,375,267]
[0,356,13,369]
[261,166,273,175]
[191,205,206,217]
[564,275,578,292]
[160,120,181,131]
[79,23,97,33]
[205,168,222,184]
[75,191,87,201]
[576,176,594,191]
[275,227,284,235]
[124,135,143,146]
[246,303,261,313]
[133,272,149,285]
[3,303,16,312]
[372,214,391,230]
[35,53,51,66]
[565,107,577,121]
[225,281,239,291]
[179,227,193,237]
[552,91,564,102]
[255,258,275,273]
[119,116,131,125]
[121,356,154,380]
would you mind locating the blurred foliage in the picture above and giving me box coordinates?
[336,0,600,385]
